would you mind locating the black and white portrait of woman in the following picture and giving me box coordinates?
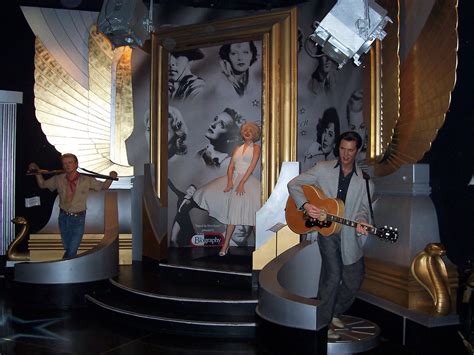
[219,42,258,97]
[303,107,341,168]
[346,90,367,160]
[169,49,206,101]
[197,108,245,168]
[168,106,188,159]
[310,46,337,96]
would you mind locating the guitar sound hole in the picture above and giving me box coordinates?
[305,219,332,229]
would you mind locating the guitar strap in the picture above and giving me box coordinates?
[362,171,375,223]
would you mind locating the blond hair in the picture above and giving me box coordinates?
[61,153,78,164]
[240,121,261,142]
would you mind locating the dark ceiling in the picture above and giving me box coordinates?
[18,0,309,12]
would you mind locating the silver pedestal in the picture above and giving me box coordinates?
[328,315,380,354]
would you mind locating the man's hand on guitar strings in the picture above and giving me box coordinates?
[303,203,321,220]
[356,222,371,236]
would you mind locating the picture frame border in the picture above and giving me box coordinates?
[150,7,299,205]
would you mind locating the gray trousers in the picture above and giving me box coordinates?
[317,233,365,327]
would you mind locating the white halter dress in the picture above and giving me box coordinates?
[193,143,261,226]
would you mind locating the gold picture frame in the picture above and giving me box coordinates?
[150,8,298,205]
[364,0,400,166]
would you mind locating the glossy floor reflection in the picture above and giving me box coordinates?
[0,284,418,355]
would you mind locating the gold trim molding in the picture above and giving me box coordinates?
[365,0,400,162]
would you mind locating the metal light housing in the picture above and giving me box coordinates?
[97,0,151,48]
[310,0,391,68]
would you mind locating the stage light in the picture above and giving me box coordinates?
[309,0,391,68]
[97,0,154,48]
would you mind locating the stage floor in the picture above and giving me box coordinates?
[0,287,417,354]
[0,260,439,354]
[1,249,466,354]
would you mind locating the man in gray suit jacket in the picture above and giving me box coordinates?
[288,131,374,340]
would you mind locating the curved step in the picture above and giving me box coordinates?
[109,276,257,317]
[159,247,253,289]
[110,277,257,303]
[257,241,320,330]
[85,293,256,337]
[112,263,256,299]
[14,192,119,285]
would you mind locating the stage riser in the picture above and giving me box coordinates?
[159,265,252,289]
[81,254,256,338]
[348,299,465,354]
[110,285,257,317]
[362,257,458,313]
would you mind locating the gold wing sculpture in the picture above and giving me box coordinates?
[375,0,458,176]
[34,25,134,176]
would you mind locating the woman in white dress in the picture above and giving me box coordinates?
[193,122,261,256]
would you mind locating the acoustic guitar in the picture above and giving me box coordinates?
[285,185,398,242]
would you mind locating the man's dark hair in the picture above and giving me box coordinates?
[337,131,363,150]
[172,49,204,61]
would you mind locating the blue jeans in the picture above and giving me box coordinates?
[58,212,86,258]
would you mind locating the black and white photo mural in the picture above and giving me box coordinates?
[167,41,262,247]
[130,0,367,249]
[297,1,365,172]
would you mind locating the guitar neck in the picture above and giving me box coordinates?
[326,214,376,234]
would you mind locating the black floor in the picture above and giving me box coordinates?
[0,260,468,354]
[0,297,418,354]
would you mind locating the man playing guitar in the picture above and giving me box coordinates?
[287,131,373,340]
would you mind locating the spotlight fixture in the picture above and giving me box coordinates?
[310,0,391,68]
[97,0,154,48]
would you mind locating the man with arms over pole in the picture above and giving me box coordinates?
[29,153,117,258]
[288,131,373,340]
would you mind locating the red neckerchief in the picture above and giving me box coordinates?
[66,172,80,200]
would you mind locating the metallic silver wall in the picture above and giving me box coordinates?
[0,90,22,254]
